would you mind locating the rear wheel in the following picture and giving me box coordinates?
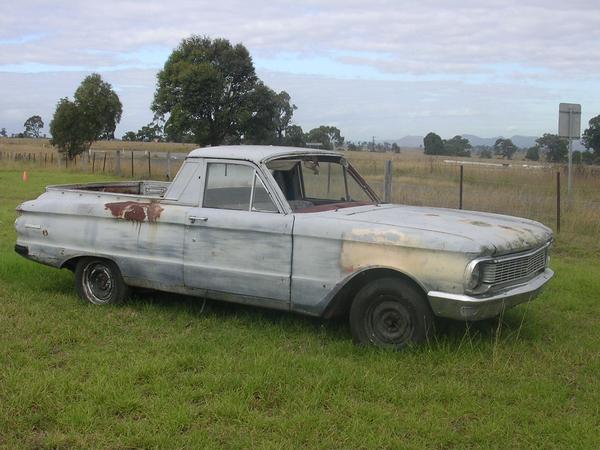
[75,258,129,305]
[349,277,434,349]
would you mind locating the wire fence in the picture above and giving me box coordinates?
[2,149,600,237]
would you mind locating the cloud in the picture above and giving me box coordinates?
[1,0,599,137]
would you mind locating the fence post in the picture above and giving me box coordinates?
[147,151,151,178]
[102,152,107,173]
[459,165,464,210]
[92,152,96,172]
[115,150,121,176]
[131,151,134,177]
[166,152,171,180]
[82,151,88,173]
[556,171,561,233]
[383,160,393,203]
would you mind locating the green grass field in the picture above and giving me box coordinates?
[1,168,599,448]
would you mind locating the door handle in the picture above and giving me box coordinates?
[189,216,208,224]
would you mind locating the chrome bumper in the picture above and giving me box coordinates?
[427,268,554,321]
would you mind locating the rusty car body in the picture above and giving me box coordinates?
[15,146,554,348]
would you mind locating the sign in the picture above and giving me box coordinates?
[558,103,581,139]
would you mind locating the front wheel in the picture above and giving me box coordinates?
[349,277,434,349]
[75,258,129,305]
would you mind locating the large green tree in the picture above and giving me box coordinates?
[306,126,344,150]
[535,134,567,163]
[423,132,444,155]
[493,138,517,159]
[582,114,600,160]
[153,36,261,146]
[443,135,472,157]
[50,74,122,159]
[23,115,44,138]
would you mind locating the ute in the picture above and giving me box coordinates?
[15,146,553,348]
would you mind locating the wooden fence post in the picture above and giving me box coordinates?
[102,152,107,173]
[166,152,171,180]
[383,160,393,203]
[459,165,464,210]
[147,152,151,178]
[131,151,134,177]
[92,152,96,172]
[115,150,121,176]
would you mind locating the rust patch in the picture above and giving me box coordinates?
[105,201,164,223]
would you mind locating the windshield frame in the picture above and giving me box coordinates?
[264,154,380,213]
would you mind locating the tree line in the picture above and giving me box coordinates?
[423,128,600,165]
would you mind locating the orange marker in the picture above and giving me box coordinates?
[22,171,29,182]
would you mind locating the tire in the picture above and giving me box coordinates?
[349,277,434,349]
[75,258,129,305]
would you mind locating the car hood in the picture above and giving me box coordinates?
[332,204,552,256]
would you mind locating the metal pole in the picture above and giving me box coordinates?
[383,160,392,202]
[556,171,561,233]
[567,114,573,209]
[459,165,464,209]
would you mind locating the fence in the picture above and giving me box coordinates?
[2,149,600,238]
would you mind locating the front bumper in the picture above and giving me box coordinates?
[427,268,554,321]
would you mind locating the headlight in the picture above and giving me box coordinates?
[466,262,481,291]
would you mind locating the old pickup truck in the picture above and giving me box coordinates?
[15,146,553,348]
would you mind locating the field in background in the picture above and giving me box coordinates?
[0,168,598,448]
[3,137,600,257]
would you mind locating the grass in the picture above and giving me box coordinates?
[0,166,599,447]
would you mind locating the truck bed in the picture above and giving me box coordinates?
[47,181,171,197]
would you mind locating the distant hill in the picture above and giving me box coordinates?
[387,134,586,151]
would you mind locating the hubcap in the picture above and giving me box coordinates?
[367,295,414,346]
[82,262,114,304]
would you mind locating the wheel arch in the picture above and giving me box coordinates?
[60,254,117,271]
[321,266,430,319]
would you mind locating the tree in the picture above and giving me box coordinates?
[273,91,296,142]
[525,146,540,161]
[535,134,567,163]
[572,150,582,165]
[23,115,44,138]
[391,142,400,153]
[283,125,306,147]
[423,132,444,155]
[50,73,122,159]
[582,114,600,159]
[0,128,6,137]
[443,135,471,157]
[122,131,137,141]
[306,126,344,150]
[493,138,517,159]
[152,36,259,146]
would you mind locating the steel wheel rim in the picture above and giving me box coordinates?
[366,295,414,346]
[82,262,114,304]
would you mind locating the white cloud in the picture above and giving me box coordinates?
[1,0,599,137]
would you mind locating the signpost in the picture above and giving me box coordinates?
[558,103,581,207]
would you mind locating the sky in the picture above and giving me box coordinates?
[1,0,599,141]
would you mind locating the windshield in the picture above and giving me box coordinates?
[267,155,378,212]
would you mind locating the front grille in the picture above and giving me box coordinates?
[481,246,547,286]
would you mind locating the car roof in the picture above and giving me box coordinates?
[186,145,342,163]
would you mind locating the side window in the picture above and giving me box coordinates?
[203,163,254,211]
[251,174,278,212]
